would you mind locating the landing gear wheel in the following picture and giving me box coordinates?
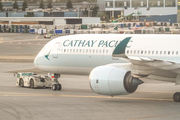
[56,84,62,91]
[19,79,24,87]
[52,84,57,91]
[30,79,34,88]
[173,92,180,102]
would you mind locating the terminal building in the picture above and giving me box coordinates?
[97,0,178,23]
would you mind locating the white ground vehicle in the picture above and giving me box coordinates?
[44,34,51,39]
[16,72,61,90]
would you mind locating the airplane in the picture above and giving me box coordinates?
[34,34,180,102]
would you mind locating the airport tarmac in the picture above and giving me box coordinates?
[0,33,180,120]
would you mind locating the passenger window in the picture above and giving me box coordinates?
[93,50,95,53]
[137,50,139,54]
[176,51,178,55]
[89,50,91,53]
[172,51,174,55]
[67,49,69,52]
[103,50,105,53]
[134,50,136,54]
[141,51,143,54]
[168,51,170,55]
[156,51,158,54]
[96,50,98,53]
[164,51,166,55]
[79,49,81,53]
[144,51,147,54]
[76,49,78,53]
[64,49,66,52]
[83,49,85,53]
[106,50,108,53]
[99,50,101,53]
[70,49,72,52]
[160,51,162,55]
[127,50,129,54]
[152,51,154,54]
[148,51,150,54]
[86,49,88,53]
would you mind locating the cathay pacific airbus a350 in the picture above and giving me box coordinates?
[34,34,180,102]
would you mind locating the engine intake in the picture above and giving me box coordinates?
[89,66,143,96]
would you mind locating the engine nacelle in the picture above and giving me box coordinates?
[89,66,143,96]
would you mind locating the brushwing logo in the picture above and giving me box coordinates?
[45,51,51,60]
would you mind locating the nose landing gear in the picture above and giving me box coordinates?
[51,74,62,91]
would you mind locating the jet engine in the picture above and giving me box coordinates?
[89,66,143,96]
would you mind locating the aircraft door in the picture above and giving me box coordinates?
[52,42,61,58]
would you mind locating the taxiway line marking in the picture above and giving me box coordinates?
[127,113,180,120]
[0,92,173,101]
[35,35,40,39]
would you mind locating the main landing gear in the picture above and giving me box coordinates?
[51,74,62,91]
[173,92,180,102]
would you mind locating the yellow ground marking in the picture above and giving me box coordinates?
[0,92,172,101]
[127,113,180,120]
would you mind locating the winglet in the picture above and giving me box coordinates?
[112,37,131,57]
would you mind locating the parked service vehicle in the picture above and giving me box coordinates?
[44,34,51,38]
[16,72,61,90]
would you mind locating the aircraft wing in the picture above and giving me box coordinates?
[112,37,180,85]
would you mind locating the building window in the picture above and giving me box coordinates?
[132,0,147,7]
[165,0,176,7]
[106,1,113,8]
[115,1,130,8]
[148,0,164,7]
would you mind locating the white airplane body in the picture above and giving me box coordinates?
[34,34,128,75]
[34,34,180,102]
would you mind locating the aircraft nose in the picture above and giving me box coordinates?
[34,56,38,67]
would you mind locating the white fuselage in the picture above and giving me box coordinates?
[34,34,128,75]
[34,34,180,75]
